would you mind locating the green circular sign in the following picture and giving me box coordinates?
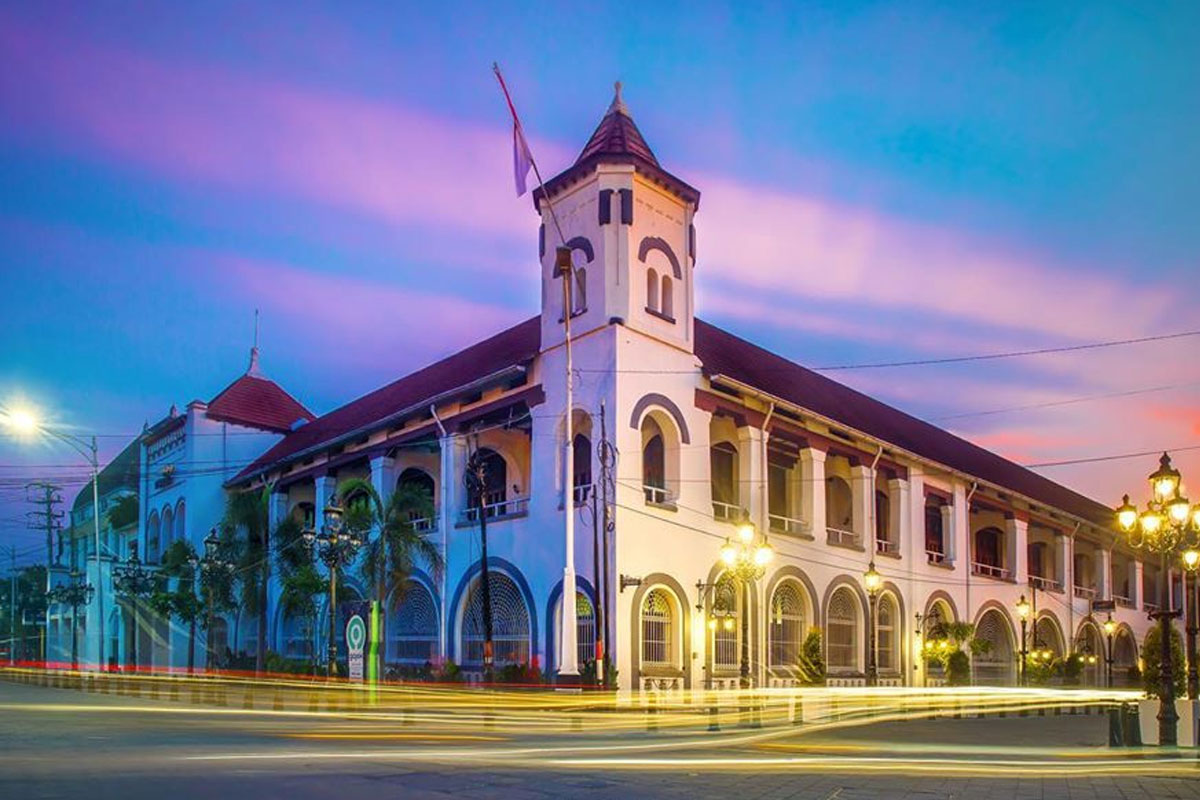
[346,614,367,651]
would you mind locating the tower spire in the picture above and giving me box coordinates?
[247,308,262,376]
[608,81,627,115]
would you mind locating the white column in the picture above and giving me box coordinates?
[799,448,826,537]
[951,483,969,567]
[737,426,765,527]
[887,477,907,552]
[851,464,873,546]
[908,470,926,562]
[313,474,335,514]
[370,455,396,509]
[1055,531,1071,592]
[1132,559,1144,609]
[1098,548,1113,601]
[437,434,463,662]
[1006,516,1028,583]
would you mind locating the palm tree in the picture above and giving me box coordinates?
[220,485,273,674]
[336,477,443,670]
[274,514,324,673]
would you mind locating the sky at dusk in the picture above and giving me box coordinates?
[1,2,1198,561]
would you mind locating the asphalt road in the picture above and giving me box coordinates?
[1,679,1198,799]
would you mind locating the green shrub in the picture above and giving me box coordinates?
[796,628,826,686]
[1142,624,1186,699]
[496,662,544,685]
[1060,653,1083,686]
[946,650,971,686]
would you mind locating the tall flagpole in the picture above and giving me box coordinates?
[493,64,578,679]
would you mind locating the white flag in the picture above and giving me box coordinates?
[513,123,534,196]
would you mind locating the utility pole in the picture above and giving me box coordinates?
[26,482,63,665]
[6,545,16,665]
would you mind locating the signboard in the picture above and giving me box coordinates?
[342,599,380,684]
[1091,599,1116,612]
[346,610,367,681]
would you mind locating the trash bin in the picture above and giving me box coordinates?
[1122,703,1142,747]
[1108,705,1123,747]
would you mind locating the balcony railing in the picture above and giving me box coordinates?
[1073,584,1097,600]
[408,513,439,533]
[875,538,900,556]
[827,527,858,548]
[572,483,593,506]
[769,514,807,536]
[643,485,672,506]
[926,549,948,565]
[1114,594,1134,609]
[459,495,528,525]
[712,500,740,522]
[971,561,1011,580]
[1029,575,1062,592]
[1144,601,1160,613]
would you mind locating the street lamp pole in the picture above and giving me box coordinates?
[303,496,360,679]
[863,561,882,687]
[1016,594,1030,687]
[716,512,774,690]
[1183,548,1200,700]
[1103,613,1116,689]
[47,570,94,669]
[191,529,234,674]
[1114,452,1200,747]
[113,543,156,671]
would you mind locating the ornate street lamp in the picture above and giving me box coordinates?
[1183,547,1200,700]
[716,512,773,689]
[1015,594,1031,686]
[863,560,882,687]
[1103,613,1117,688]
[189,529,235,673]
[46,569,94,669]
[302,496,363,679]
[1114,452,1200,746]
[113,543,157,671]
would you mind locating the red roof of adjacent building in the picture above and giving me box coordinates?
[230,311,1111,528]
[231,317,542,482]
[206,358,316,434]
[693,320,1113,527]
[535,83,701,209]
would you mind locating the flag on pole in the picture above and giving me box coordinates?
[512,122,534,196]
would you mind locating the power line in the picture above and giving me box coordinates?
[1024,444,1200,469]
[930,381,1200,422]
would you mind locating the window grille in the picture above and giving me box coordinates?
[462,572,529,667]
[827,587,858,670]
[769,581,804,668]
[876,594,895,671]
[574,592,596,667]
[391,581,438,664]
[712,575,739,670]
[641,589,674,667]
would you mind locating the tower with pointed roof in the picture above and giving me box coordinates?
[535,82,701,355]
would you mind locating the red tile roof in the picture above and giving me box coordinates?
[206,373,315,434]
[693,320,1113,527]
[229,311,1111,528]
[231,317,542,483]
[535,85,701,209]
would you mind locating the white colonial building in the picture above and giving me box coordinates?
[71,87,1158,689]
[222,87,1154,691]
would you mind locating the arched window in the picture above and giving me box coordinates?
[573,267,587,314]
[974,609,1015,685]
[391,581,438,664]
[769,581,805,669]
[710,441,738,519]
[467,448,508,516]
[974,527,1003,569]
[555,591,596,669]
[1113,630,1137,669]
[876,593,897,672]
[398,468,436,529]
[711,574,740,671]
[825,477,853,531]
[146,510,161,562]
[1034,616,1063,656]
[827,587,859,672]
[660,274,674,319]
[238,608,258,657]
[174,500,185,544]
[572,434,592,503]
[874,490,889,543]
[646,268,659,312]
[642,418,666,503]
[280,609,312,659]
[160,506,174,552]
[641,588,676,667]
[462,571,529,666]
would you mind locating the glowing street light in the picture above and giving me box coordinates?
[1,403,107,671]
[863,560,883,687]
[1103,613,1116,688]
[713,510,773,689]
[1015,594,1031,686]
[1113,451,1200,745]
